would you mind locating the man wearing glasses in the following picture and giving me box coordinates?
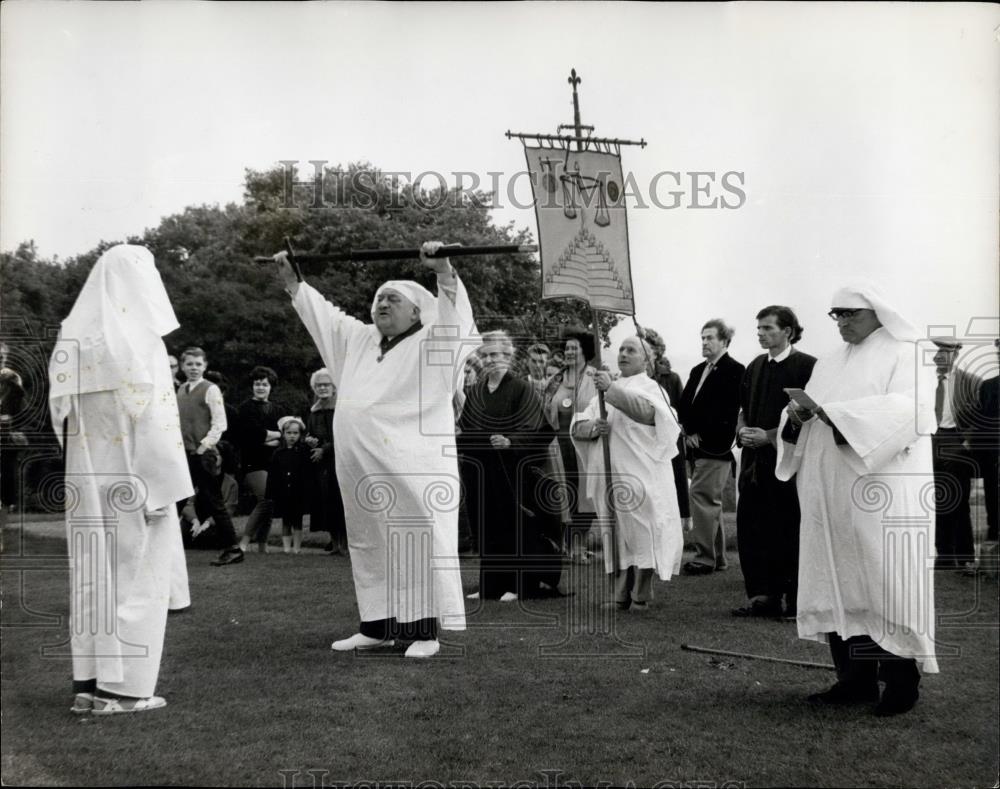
[775,284,938,716]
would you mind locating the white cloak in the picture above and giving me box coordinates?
[49,245,192,695]
[776,327,939,672]
[571,374,684,579]
[292,277,477,629]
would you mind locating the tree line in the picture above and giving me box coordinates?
[0,161,616,510]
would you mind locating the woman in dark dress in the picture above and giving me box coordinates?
[458,331,561,601]
[0,366,26,512]
[304,368,347,555]
[237,366,284,553]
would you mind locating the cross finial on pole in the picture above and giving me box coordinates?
[568,68,583,151]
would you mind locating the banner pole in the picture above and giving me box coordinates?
[590,308,619,576]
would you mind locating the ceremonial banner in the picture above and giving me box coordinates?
[524,147,634,314]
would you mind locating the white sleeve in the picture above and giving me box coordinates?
[291,281,371,388]
[200,383,227,450]
[427,272,479,389]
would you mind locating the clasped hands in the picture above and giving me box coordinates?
[490,434,512,449]
[738,426,770,449]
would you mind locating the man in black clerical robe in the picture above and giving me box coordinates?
[733,306,817,619]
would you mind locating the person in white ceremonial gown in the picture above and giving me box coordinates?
[49,244,192,715]
[776,281,938,716]
[570,335,684,610]
[274,242,477,658]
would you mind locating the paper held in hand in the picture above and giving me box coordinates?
[784,388,820,412]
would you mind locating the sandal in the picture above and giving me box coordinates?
[92,695,167,715]
[70,692,95,714]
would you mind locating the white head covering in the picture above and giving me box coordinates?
[371,280,438,327]
[49,245,179,426]
[277,415,306,434]
[831,280,918,342]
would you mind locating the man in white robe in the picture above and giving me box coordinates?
[49,245,193,714]
[275,242,477,658]
[776,282,938,716]
[571,336,684,610]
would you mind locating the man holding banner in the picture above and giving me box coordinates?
[571,335,685,609]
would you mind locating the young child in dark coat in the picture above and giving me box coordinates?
[266,416,312,554]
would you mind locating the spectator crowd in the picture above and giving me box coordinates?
[28,243,999,717]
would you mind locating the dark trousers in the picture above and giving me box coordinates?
[183,453,239,547]
[933,430,975,565]
[671,440,690,520]
[0,446,21,509]
[736,459,800,607]
[976,449,998,542]
[828,633,920,693]
[360,617,437,641]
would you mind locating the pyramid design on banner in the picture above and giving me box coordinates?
[544,226,632,311]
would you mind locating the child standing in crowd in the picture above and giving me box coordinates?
[267,416,311,554]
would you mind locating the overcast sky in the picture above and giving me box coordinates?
[2,1,997,375]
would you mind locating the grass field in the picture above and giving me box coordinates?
[1,515,997,788]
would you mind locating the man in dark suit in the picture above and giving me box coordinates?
[971,340,999,549]
[677,319,745,574]
[931,337,979,572]
[732,306,816,618]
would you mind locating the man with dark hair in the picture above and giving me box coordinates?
[525,342,551,393]
[677,319,745,574]
[930,337,979,572]
[732,306,816,618]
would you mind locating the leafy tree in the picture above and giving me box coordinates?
[1,162,620,509]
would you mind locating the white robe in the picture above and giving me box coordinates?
[61,387,191,696]
[49,245,193,696]
[776,327,939,672]
[292,277,477,629]
[571,374,684,579]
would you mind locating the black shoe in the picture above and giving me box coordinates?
[323,542,336,555]
[731,599,781,618]
[807,682,879,706]
[211,548,244,567]
[682,562,714,576]
[875,685,920,716]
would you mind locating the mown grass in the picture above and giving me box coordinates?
[1,519,997,788]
